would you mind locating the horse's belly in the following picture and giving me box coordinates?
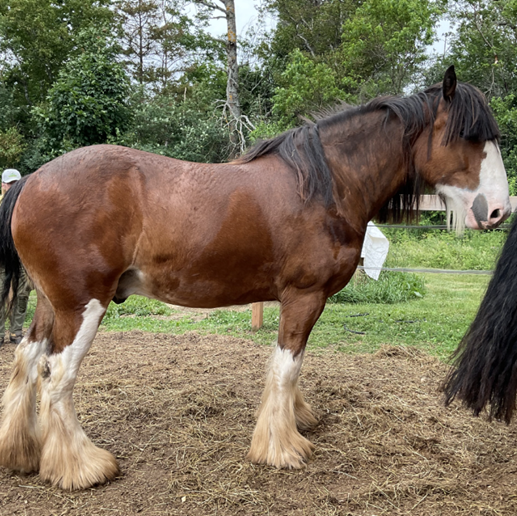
[117,262,276,308]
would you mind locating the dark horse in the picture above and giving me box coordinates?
[444,214,517,423]
[0,67,511,490]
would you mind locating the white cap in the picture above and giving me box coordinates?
[2,169,21,183]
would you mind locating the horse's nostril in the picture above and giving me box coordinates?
[490,209,501,220]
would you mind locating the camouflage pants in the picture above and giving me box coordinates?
[0,266,32,337]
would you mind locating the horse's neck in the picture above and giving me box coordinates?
[321,112,413,227]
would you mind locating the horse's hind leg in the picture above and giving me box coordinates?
[247,291,325,469]
[38,299,118,490]
[0,292,53,473]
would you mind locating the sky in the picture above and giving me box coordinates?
[207,0,275,37]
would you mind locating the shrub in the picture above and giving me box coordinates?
[328,271,426,304]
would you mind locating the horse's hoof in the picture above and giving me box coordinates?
[0,432,41,474]
[247,431,315,469]
[39,440,119,490]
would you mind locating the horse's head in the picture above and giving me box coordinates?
[414,66,511,230]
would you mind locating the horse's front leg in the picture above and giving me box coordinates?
[247,290,325,469]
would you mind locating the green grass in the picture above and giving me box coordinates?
[383,227,506,270]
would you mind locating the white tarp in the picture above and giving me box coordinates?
[360,222,389,280]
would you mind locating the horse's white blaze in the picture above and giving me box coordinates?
[39,299,118,490]
[247,344,314,468]
[0,338,48,472]
[436,141,511,231]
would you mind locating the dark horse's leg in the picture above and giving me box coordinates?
[0,292,53,473]
[247,290,325,469]
[36,299,119,490]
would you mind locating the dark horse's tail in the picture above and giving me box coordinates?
[0,175,30,306]
[443,215,517,423]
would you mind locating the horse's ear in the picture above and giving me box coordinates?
[443,65,457,101]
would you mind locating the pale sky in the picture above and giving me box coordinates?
[207,0,275,37]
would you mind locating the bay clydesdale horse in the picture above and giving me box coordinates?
[0,66,510,489]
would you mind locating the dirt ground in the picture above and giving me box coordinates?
[1,331,517,516]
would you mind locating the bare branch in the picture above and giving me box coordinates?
[296,30,316,58]
[192,0,226,14]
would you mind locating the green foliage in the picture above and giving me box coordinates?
[439,1,517,187]
[383,227,506,271]
[118,86,231,163]
[490,95,517,193]
[319,272,487,357]
[329,271,426,304]
[248,120,287,143]
[0,0,114,107]
[262,0,357,62]
[0,80,29,169]
[34,27,132,158]
[341,0,443,98]
[105,296,173,319]
[444,0,517,97]
[272,49,345,127]
[0,127,26,169]
[117,0,212,91]
[237,63,276,122]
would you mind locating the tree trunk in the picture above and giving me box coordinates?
[222,0,241,156]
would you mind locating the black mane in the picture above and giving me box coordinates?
[236,81,499,223]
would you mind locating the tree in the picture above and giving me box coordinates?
[116,0,204,91]
[272,49,344,128]
[117,85,231,163]
[34,27,132,159]
[0,0,114,109]
[441,0,517,96]
[255,0,441,134]
[340,0,443,99]
[0,84,25,168]
[262,0,358,64]
[192,0,254,155]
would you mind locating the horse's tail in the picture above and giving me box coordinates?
[0,175,30,306]
[443,215,517,423]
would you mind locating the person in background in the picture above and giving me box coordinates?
[0,169,32,346]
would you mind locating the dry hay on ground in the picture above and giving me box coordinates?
[1,330,517,515]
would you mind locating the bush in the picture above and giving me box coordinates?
[328,271,426,304]
[117,89,231,163]
[34,26,131,159]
